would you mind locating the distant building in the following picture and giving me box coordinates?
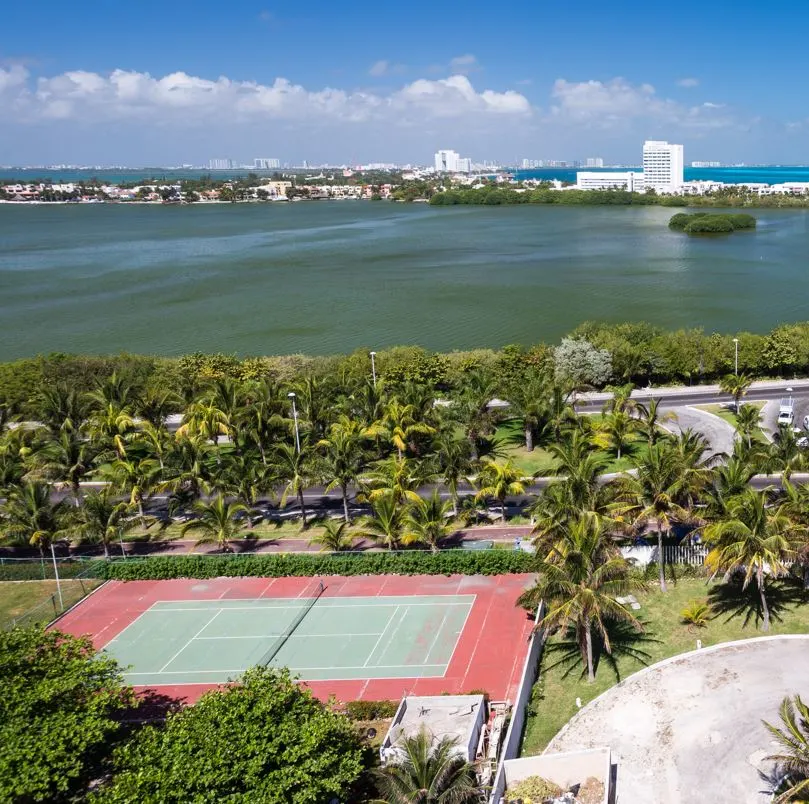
[254,158,281,169]
[642,140,684,193]
[435,149,471,173]
[576,171,644,192]
[521,159,543,169]
[691,161,721,168]
[209,158,233,170]
[585,157,604,168]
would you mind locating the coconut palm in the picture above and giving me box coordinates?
[763,695,809,803]
[70,490,140,558]
[181,494,247,551]
[1,482,67,556]
[592,409,641,461]
[719,372,752,413]
[85,402,136,459]
[177,398,230,448]
[705,455,757,518]
[634,397,674,450]
[234,379,289,465]
[766,426,805,481]
[612,443,689,592]
[373,728,482,804]
[451,368,501,460]
[133,421,172,471]
[135,385,182,428]
[474,459,526,522]
[99,456,161,518]
[274,443,314,528]
[365,455,433,507]
[404,491,453,552]
[434,433,473,517]
[37,383,88,435]
[380,399,436,459]
[518,512,642,682]
[704,489,795,631]
[309,519,355,552]
[354,493,405,550]
[217,453,271,528]
[506,373,550,452]
[25,430,97,506]
[317,416,371,521]
[735,403,762,449]
[543,432,610,514]
[161,434,214,504]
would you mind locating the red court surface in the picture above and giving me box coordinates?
[55,573,536,704]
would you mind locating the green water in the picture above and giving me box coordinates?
[1,202,808,360]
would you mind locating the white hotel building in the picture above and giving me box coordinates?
[642,140,684,192]
[434,149,472,173]
[576,171,644,192]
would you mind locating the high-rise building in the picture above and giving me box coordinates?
[585,157,604,168]
[521,159,543,169]
[435,149,461,172]
[642,141,683,192]
[254,158,281,169]
[691,161,720,168]
[209,158,233,170]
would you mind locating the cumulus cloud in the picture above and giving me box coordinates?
[677,77,699,88]
[0,67,531,126]
[549,77,736,132]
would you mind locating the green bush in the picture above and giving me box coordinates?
[99,550,538,581]
[727,213,757,230]
[669,211,757,236]
[684,216,735,234]
[344,700,399,720]
[668,212,692,230]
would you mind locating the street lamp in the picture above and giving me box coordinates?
[287,392,301,453]
[733,337,739,376]
[370,351,377,388]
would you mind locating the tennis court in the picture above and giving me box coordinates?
[55,574,535,702]
[104,590,474,686]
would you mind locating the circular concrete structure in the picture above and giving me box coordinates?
[547,636,809,803]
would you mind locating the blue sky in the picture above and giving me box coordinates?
[2,0,807,165]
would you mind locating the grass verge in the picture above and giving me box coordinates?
[0,579,102,627]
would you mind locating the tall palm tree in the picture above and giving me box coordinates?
[704,489,795,631]
[177,398,230,447]
[317,416,371,522]
[373,728,481,804]
[218,453,270,528]
[37,383,88,436]
[309,519,355,552]
[506,373,550,452]
[1,482,66,556]
[275,443,313,528]
[474,459,526,522]
[365,455,432,507]
[735,403,762,449]
[133,421,172,471]
[380,399,436,459]
[161,434,214,505]
[634,397,674,450]
[518,513,642,682]
[355,493,405,550]
[434,433,473,517]
[763,695,809,803]
[181,494,247,552]
[85,402,135,459]
[70,490,140,558]
[766,426,805,481]
[235,379,289,465]
[25,430,97,507]
[451,368,500,460]
[404,491,453,552]
[612,443,689,592]
[705,455,757,518]
[719,372,752,413]
[592,409,641,461]
[100,456,161,518]
[135,385,182,428]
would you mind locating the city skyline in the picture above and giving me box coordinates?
[3,0,809,165]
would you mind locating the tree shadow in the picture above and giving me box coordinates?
[543,618,662,685]
[706,576,807,631]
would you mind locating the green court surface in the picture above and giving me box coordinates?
[105,594,475,686]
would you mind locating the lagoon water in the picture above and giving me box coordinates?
[1,202,809,360]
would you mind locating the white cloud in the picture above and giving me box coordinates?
[449,54,479,75]
[677,77,699,88]
[4,67,531,125]
[368,60,406,77]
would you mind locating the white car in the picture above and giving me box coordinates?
[804,414,809,430]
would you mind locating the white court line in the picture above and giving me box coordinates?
[147,594,476,605]
[444,598,477,675]
[127,663,448,676]
[363,606,400,668]
[194,632,383,640]
[423,608,451,666]
[158,609,222,673]
[370,605,411,668]
[146,602,473,612]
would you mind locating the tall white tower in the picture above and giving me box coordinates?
[642,141,684,192]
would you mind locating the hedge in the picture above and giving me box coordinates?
[99,549,539,581]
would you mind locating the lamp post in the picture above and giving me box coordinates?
[50,542,64,611]
[288,392,301,453]
[370,351,377,388]
[733,337,739,376]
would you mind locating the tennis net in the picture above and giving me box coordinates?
[259,581,326,667]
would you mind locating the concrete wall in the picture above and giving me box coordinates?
[501,748,611,803]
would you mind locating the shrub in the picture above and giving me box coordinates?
[684,215,735,234]
[99,549,538,581]
[506,775,563,802]
[727,213,757,230]
[680,599,712,629]
[668,212,692,231]
[344,700,399,720]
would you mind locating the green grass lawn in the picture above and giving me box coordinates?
[495,419,644,477]
[124,518,328,543]
[520,575,809,755]
[695,401,767,441]
[0,579,102,627]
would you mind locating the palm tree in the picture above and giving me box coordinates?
[177,398,230,447]
[317,416,370,521]
[99,456,161,518]
[135,385,182,428]
[506,373,550,452]
[612,443,689,592]
[592,409,641,461]
[218,454,270,528]
[705,455,757,518]
[474,459,526,522]
[181,494,247,551]
[635,397,674,450]
[85,402,135,459]
[133,421,172,471]
[517,513,642,682]
[434,433,473,517]
[161,434,214,505]
[404,491,453,552]
[1,482,66,556]
[763,695,809,803]
[735,403,762,449]
[37,383,88,435]
[355,493,405,550]
[766,426,805,481]
[365,455,432,507]
[70,490,140,558]
[373,728,481,804]
[309,519,355,552]
[719,372,752,413]
[451,368,501,460]
[704,489,795,631]
[275,443,313,528]
[25,430,97,506]
[380,399,436,459]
